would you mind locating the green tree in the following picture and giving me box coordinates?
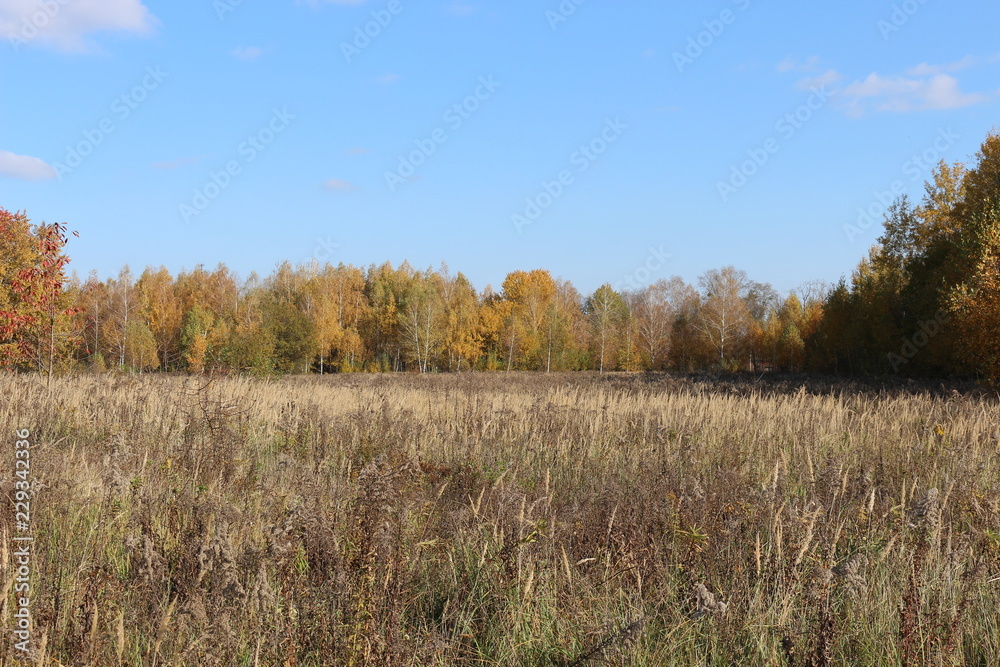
[263,299,316,374]
[180,304,216,373]
[124,320,159,371]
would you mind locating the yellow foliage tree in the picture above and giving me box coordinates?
[501,269,556,370]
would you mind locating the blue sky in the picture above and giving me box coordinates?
[2,0,999,296]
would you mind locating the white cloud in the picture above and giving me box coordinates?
[789,58,996,116]
[0,0,156,53]
[231,46,264,61]
[906,56,978,77]
[777,56,820,73]
[796,69,842,91]
[0,150,56,180]
[921,75,992,109]
[841,72,990,114]
[323,178,357,192]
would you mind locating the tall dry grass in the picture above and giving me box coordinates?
[0,372,998,665]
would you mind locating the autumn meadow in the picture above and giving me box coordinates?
[3,74,1000,667]
[0,372,997,666]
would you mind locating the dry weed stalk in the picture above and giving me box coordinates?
[0,373,996,665]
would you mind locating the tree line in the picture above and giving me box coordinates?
[3,130,999,384]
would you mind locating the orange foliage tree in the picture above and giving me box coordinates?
[0,210,80,375]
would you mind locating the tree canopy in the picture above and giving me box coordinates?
[5,128,1000,385]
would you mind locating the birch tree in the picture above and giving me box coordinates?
[695,266,751,369]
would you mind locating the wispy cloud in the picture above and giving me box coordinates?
[786,57,997,116]
[231,46,264,61]
[0,150,56,180]
[841,72,990,115]
[324,178,358,192]
[0,0,156,53]
[906,56,979,77]
[796,69,842,91]
[777,56,820,73]
[346,148,371,155]
[375,73,400,84]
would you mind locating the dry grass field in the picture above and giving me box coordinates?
[1,372,998,666]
